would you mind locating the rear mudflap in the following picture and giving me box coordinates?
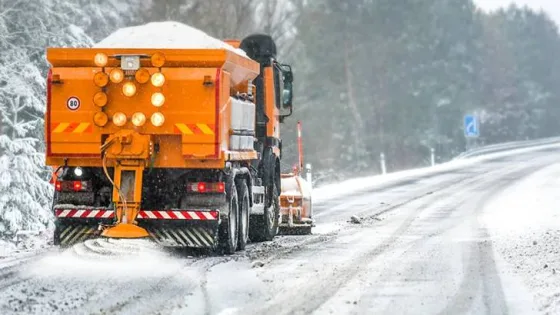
[138,221,219,248]
[55,220,106,246]
[53,207,221,248]
[54,207,115,246]
[54,220,219,248]
[136,209,221,248]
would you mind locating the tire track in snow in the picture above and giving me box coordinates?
[244,161,545,315]
[243,170,493,314]
[434,169,538,315]
[339,160,547,315]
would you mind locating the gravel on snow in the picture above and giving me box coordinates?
[482,163,560,315]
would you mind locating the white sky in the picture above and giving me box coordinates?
[474,0,560,26]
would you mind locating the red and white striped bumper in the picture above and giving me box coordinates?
[137,210,219,220]
[54,208,219,221]
[55,209,114,219]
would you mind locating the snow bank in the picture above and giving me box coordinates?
[313,142,560,203]
[93,21,247,56]
[0,230,51,258]
[0,240,16,257]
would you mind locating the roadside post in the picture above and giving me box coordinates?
[431,148,435,167]
[305,163,312,190]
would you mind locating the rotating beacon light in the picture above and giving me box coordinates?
[135,68,150,84]
[110,68,124,83]
[151,112,165,127]
[151,73,165,87]
[151,92,165,107]
[151,52,166,68]
[94,72,109,87]
[93,92,108,107]
[131,112,147,127]
[122,82,137,97]
[93,112,108,127]
[94,53,108,67]
[112,112,127,127]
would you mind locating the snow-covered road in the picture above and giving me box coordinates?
[1,146,559,315]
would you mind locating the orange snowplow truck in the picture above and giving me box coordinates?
[45,34,294,254]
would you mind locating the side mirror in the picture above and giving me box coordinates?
[281,65,293,109]
[282,82,293,108]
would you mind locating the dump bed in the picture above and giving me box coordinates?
[45,48,259,168]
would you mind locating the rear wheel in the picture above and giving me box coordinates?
[236,179,250,250]
[51,191,61,246]
[249,181,280,242]
[219,181,238,254]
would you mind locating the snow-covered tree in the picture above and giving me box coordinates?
[0,0,96,237]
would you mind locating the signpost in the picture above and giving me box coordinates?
[464,114,479,138]
[464,114,479,151]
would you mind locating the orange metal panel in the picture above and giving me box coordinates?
[45,47,261,169]
[46,48,259,88]
[264,67,280,139]
[218,70,230,156]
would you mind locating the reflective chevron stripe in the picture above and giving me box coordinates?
[51,122,93,133]
[56,224,217,248]
[174,123,215,135]
[58,224,98,246]
[55,209,114,219]
[137,210,219,220]
[55,209,217,220]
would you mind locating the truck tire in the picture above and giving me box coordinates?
[236,179,250,250]
[219,181,239,254]
[53,220,62,246]
[249,181,280,242]
[51,191,61,246]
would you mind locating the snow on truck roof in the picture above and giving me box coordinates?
[93,21,247,56]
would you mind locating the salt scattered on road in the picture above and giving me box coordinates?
[482,163,560,315]
[23,238,183,280]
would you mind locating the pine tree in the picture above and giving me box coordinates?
[0,0,96,237]
[0,89,52,234]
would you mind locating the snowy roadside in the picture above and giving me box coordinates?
[312,141,560,203]
[482,163,560,315]
[0,230,53,262]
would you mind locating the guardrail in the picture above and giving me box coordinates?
[455,136,560,159]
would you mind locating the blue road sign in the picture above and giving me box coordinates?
[464,115,479,137]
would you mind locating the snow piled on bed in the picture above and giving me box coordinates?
[93,21,247,56]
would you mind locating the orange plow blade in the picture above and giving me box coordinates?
[279,173,314,235]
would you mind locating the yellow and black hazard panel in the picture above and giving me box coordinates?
[54,222,101,247]
[52,206,116,247]
[145,226,217,248]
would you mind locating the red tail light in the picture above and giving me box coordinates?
[197,182,207,193]
[54,180,90,192]
[187,182,225,193]
[217,182,225,193]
